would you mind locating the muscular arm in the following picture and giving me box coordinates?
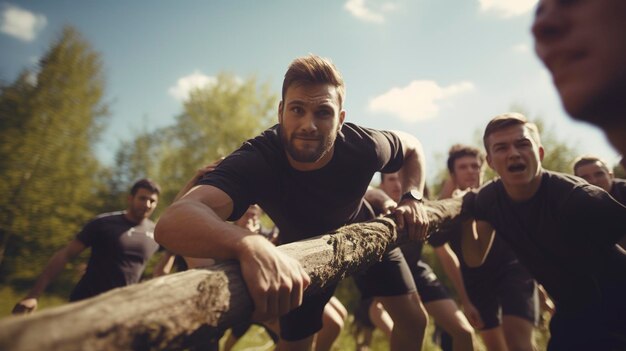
[434,244,484,328]
[155,185,245,259]
[434,244,471,307]
[392,130,426,193]
[155,185,310,321]
[391,131,429,241]
[461,219,495,268]
[13,239,86,314]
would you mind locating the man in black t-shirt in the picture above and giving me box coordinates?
[13,179,162,314]
[573,155,626,204]
[461,113,626,350]
[155,55,430,351]
[573,155,626,251]
[432,144,539,351]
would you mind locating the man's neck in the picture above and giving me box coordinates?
[503,170,544,202]
[123,211,143,224]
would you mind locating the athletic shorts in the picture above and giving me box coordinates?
[465,263,538,330]
[353,247,418,300]
[411,260,450,303]
[279,284,337,341]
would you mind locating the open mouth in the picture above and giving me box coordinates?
[508,163,526,172]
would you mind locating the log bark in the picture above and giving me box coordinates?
[0,198,463,351]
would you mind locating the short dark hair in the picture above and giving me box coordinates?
[130,178,161,196]
[281,54,345,108]
[446,144,484,174]
[483,112,541,153]
[380,172,390,184]
[572,155,610,175]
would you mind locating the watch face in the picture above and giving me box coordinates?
[402,189,423,202]
[410,189,423,201]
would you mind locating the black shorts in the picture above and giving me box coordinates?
[465,263,538,330]
[279,284,337,341]
[411,260,450,303]
[353,247,417,300]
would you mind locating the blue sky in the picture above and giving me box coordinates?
[0,0,620,182]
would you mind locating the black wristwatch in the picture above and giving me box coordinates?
[401,189,424,202]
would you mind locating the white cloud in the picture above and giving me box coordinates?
[168,71,217,101]
[478,0,537,18]
[344,0,398,24]
[368,80,475,122]
[0,4,47,41]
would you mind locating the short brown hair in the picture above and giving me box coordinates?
[483,112,541,153]
[281,54,345,108]
[130,178,161,196]
[447,144,484,173]
[572,155,610,175]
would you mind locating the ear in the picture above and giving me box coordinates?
[338,110,346,129]
[278,101,284,124]
[538,145,545,162]
[486,153,494,169]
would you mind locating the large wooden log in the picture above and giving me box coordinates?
[0,198,463,351]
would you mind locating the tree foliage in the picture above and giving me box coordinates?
[0,26,108,285]
[111,72,277,214]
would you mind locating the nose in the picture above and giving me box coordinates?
[300,112,318,133]
[508,146,522,159]
[531,1,565,46]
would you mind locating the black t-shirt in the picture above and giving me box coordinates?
[70,211,159,301]
[197,123,404,243]
[467,170,626,307]
[610,178,626,205]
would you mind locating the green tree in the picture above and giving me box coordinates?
[0,26,109,288]
[112,72,277,214]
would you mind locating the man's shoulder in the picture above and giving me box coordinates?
[612,178,626,191]
[475,178,500,202]
[338,123,401,152]
[340,122,395,139]
[91,211,125,223]
[542,170,590,197]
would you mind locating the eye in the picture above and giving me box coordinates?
[316,109,333,118]
[290,106,304,114]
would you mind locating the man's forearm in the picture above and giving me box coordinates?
[155,199,251,260]
[26,249,70,298]
[394,131,426,193]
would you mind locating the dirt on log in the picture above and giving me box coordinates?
[0,198,463,351]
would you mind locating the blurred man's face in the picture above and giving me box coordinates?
[380,172,402,203]
[574,161,613,193]
[452,156,482,190]
[532,0,626,127]
[127,188,158,222]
